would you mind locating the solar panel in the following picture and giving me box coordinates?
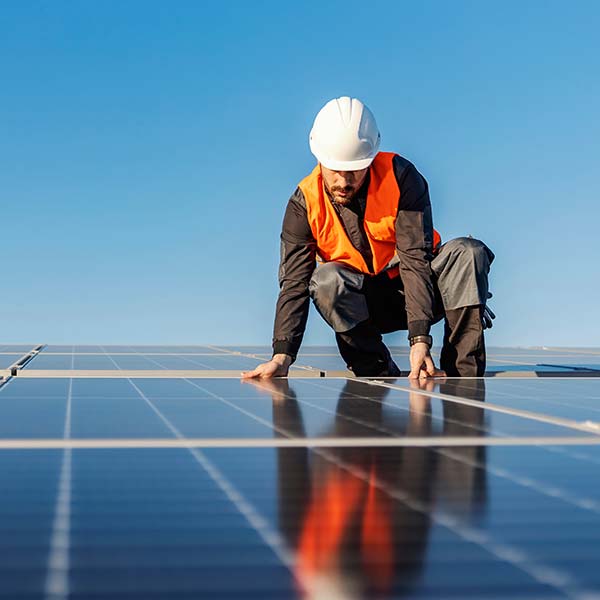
[41,345,231,354]
[0,344,599,598]
[0,344,40,353]
[0,353,29,370]
[252,347,600,375]
[20,346,600,378]
[25,351,264,371]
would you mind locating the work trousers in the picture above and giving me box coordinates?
[308,237,495,377]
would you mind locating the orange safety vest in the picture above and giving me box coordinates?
[298,151,441,276]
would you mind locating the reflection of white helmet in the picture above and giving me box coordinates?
[309,97,381,171]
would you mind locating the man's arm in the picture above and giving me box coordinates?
[242,188,316,378]
[393,155,439,378]
[394,155,435,333]
[271,188,317,359]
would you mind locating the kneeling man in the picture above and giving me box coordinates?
[243,96,494,380]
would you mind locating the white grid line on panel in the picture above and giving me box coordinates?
[43,369,73,600]
[15,369,326,378]
[0,436,599,449]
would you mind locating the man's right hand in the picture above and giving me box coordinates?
[241,354,293,379]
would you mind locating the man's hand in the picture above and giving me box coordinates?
[241,354,293,379]
[408,342,445,379]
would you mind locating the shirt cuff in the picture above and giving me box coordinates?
[272,340,298,362]
[407,320,431,338]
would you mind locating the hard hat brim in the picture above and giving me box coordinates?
[318,155,376,171]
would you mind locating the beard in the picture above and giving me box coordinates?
[328,185,356,206]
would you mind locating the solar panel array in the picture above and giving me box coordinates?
[1,344,599,598]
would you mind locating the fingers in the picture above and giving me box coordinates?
[424,355,436,376]
[409,354,434,379]
[241,364,272,379]
[408,364,421,379]
[409,352,443,380]
[241,360,286,380]
[241,368,262,379]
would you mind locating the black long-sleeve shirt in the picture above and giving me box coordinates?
[273,154,436,359]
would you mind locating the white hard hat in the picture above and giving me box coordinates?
[309,96,381,171]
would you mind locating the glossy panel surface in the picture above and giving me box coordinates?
[437,378,600,423]
[2,445,599,598]
[0,377,594,440]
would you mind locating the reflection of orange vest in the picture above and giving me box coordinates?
[297,463,394,595]
[298,152,441,276]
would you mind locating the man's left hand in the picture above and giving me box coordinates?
[408,342,445,379]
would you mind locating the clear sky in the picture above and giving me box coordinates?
[1,1,599,347]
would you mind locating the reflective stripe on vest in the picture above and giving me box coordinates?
[299,152,441,276]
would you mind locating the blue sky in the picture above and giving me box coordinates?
[1,1,598,347]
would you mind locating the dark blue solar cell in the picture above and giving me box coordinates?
[437,378,600,425]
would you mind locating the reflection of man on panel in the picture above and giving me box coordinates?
[257,378,488,598]
[243,97,494,381]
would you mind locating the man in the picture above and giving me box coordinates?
[243,96,494,379]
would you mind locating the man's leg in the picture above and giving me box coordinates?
[335,323,400,377]
[309,263,404,376]
[440,305,487,376]
[432,237,494,377]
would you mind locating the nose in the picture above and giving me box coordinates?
[335,171,354,186]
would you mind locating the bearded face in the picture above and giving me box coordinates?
[321,165,369,206]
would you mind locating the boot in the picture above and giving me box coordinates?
[335,321,400,377]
